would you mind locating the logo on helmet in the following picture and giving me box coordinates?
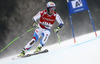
[49,2,55,6]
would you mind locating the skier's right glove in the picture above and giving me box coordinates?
[33,22,39,29]
[54,27,60,34]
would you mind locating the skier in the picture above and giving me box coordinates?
[19,1,64,56]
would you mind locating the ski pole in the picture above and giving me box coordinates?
[54,28,61,44]
[56,33,60,44]
[0,28,34,53]
[0,37,20,53]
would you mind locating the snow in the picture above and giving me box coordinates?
[0,31,100,64]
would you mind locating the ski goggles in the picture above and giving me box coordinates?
[49,7,55,10]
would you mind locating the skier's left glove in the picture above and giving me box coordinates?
[54,27,60,34]
[33,22,39,29]
[54,24,64,33]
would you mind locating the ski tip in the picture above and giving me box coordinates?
[45,49,49,52]
[17,56,21,57]
[17,55,24,57]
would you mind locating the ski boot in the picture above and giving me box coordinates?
[34,47,42,53]
[18,49,26,57]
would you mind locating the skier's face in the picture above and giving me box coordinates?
[49,7,55,15]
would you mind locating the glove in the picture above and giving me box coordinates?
[33,22,39,29]
[54,27,60,33]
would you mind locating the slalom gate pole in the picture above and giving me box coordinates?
[0,28,34,53]
[69,15,76,43]
[88,10,97,37]
[66,0,76,43]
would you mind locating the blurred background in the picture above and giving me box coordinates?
[0,0,100,59]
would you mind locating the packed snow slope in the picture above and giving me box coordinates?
[0,31,100,64]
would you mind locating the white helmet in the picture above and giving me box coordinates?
[46,1,56,15]
[46,1,56,8]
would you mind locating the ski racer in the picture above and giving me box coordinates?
[19,1,64,56]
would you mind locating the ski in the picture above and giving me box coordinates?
[19,49,48,58]
[12,49,48,60]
